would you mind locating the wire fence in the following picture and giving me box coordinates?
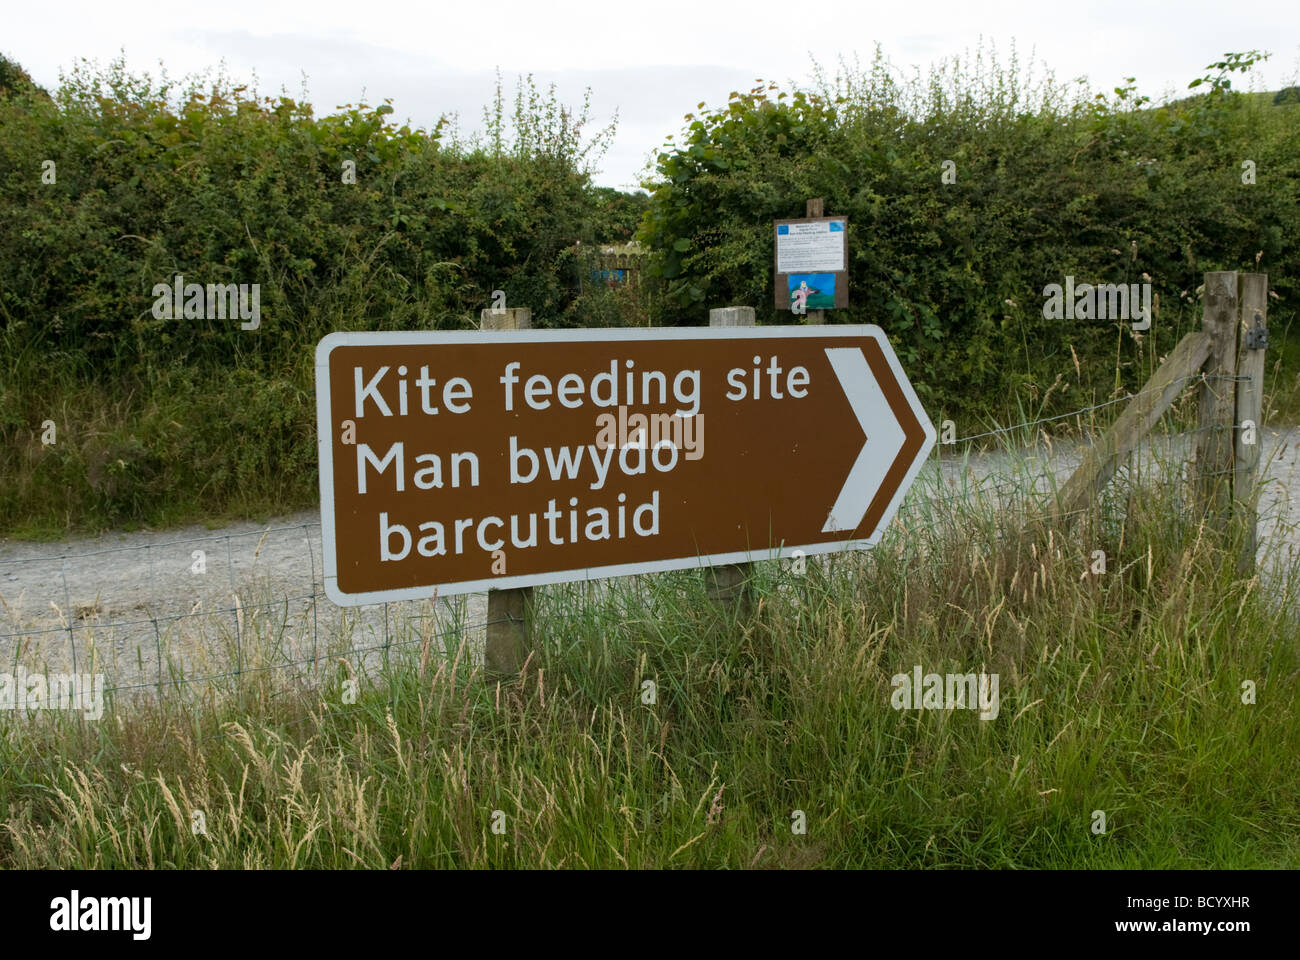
[940,372,1251,446]
[0,370,1293,720]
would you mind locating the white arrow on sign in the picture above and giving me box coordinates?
[821,347,907,533]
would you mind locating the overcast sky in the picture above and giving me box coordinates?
[6,1,1298,191]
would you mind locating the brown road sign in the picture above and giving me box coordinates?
[315,325,935,605]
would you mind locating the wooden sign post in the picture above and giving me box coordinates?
[481,305,536,677]
[706,305,756,614]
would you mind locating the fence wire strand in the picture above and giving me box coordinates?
[942,373,1246,445]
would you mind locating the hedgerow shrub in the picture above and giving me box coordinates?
[0,58,635,532]
[638,46,1299,421]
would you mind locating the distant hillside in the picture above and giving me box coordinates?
[1160,86,1300,112]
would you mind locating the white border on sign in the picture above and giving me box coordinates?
[314,325,936,606]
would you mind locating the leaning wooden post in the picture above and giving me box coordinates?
[707,306,756,613]
[1052,330,1211,521]
[1193,271,1238,522]
[1234,273,1269,573]
[481,305,536,678]
[804,198,825,324]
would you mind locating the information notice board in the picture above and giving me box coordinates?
[773,216,848,311]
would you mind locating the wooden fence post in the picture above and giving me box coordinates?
[481,305,536,678]
[707,306,756,614]
[804,198,824,324]
[1234,273,1269,573]
[1193,271,1238,521]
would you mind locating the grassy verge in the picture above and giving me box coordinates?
[2,450,1296,868]
[0,363,318,540]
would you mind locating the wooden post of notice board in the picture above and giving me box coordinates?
[804,198,825,324]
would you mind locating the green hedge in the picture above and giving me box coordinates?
[638,51,1299,422]
[0,60,631,379]
[0,58,643,533]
